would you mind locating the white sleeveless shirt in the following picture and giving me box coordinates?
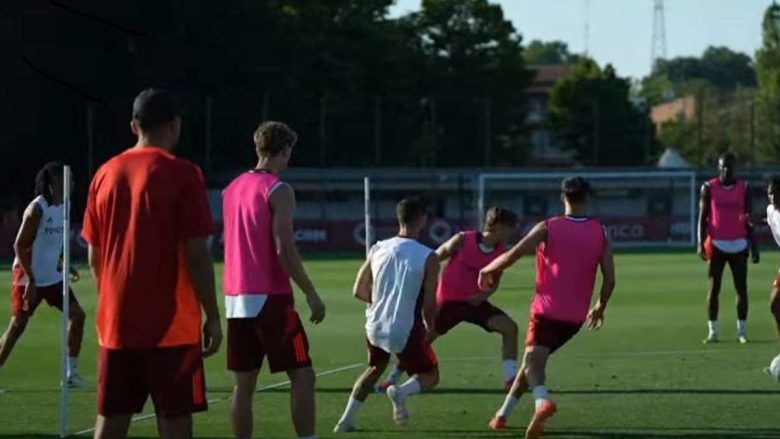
[12,196,65,287]
[365,236,433,354]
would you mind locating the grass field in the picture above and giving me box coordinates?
[1,251,779,438]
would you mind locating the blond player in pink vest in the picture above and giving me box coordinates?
[376,207,521,392]
[698,153,759,344]
[479,177,616,439]
[222,121,326,439]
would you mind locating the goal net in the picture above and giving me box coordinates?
[477,171,697,247]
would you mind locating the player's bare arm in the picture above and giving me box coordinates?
[435,232,465,262]
[353,258,373,304]
[698,183,711,261]
[14,203,42,309]
[587,240,616,330]
[271,183,326,324]
[745,186,760,264]
[478,221,548,291]
[183,237,223,357]
[422,252,440,337]
[87,244,100,286]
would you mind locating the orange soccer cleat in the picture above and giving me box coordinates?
[525,400,557,439]
[488,415,507,430]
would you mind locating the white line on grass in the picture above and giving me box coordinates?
[72,362,363,436]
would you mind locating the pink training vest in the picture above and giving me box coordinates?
[437,231,505,303]
[707,178,748,241]
[532,216,606,324]
[222,171,293,297]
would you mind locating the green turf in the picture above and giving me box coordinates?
[1,252,779,438]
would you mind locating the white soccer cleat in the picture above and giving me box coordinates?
[738,335,748,344]
[703,333,719,344]
[386,385,409,426]
[66,372,86,389]
[333,421,357,433]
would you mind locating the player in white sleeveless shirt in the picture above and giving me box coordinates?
[765,178,780,346]
[335,197,440,432]
[0,163,85,390]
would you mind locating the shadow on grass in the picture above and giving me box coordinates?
[544,428,780,438]
[241,386,780,396]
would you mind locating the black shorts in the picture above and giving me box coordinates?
[435,300,508,335]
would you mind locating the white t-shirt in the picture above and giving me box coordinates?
[767,204,780,248]
[12,196,65,287]
[365,237,432,354]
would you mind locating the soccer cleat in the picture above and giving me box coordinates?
[333,421,357,433]
[375,380,394,394]
[524,400,557,439]
[66,372,86,389]
[386,385,409,426]
[738,335,748,344]
[488,415,507,430]
[703,333,719,344]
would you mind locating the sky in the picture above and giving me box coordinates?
[389,0,770,79]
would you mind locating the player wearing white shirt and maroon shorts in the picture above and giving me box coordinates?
[764,178,780,343]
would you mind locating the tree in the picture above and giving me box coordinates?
[524,40,579,65]
[549,58,654,166]
[756,1,780,163]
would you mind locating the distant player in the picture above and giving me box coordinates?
[334,197,440,432]
[83,88,222,438]
[377,207,520,392]
[764,178,780,344]
[0,162,85,389]
[223,121,325,439]
[698,152,759,344]
[480,177,616,439]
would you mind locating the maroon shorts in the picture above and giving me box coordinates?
[435,300,508,335]
[525,315,581,353]
[97,344,207,418]
[227,296,312,373]
[10,282,79,317]
[367,323,438,375]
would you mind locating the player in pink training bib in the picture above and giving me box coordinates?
[698,153,758,344]
[376,207,520,393]
[479,177,616,439]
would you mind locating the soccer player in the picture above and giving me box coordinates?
[334,197,440,432]
[480,177,616,439]
[698,152,759,344]
[0,162,86,389]
[222,121,326,439]
[764,178,780,344]
[82,88,222,439]
[377,207,520,392]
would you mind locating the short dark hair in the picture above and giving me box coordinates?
[396,197,427,227]
[254,121,297,157]
[770,176,780,188]
[719,152,737,164]
[132,88,180,131]
[35,161,64,204]
[562,176,591,203]
[484,206,518,229]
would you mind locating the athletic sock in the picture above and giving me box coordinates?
[67,357,78,377]
[495,394,519,418]
[396,377,421,397]
[708,320,719,336]
[386,365,403,384]
[737,320,747,338]
[532,385,549,410]
[502,359,518,384]
[337,396,362,426]
[298,436,317,439]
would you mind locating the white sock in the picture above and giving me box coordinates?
[68,357,78,377]
[737,320,747,335]
[532,385,549,410]
[298,436,317,439]
[495,394,519,418]
[386,365,403,383]
[502,359,518,384]
[708,320,719,335]
[396,377,421,397]
[338,396,362,425]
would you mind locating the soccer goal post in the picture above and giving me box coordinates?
[59,165,71,438]
[477,171,698,248]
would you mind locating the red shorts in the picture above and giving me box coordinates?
[367,322,438,375]
[97,344,207,418]
[227,296,312,373]
[525,314,581,353]
[10,282,79,318]
[435,300,508,335]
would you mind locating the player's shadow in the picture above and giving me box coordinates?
[544,427,780,438]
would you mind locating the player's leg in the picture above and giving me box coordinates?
[705,249,727,343]
[0,315,29,367]
[231,370,259,439]
[728,252,749,342]
[66,293,86,386]
[483,308,519,388]
[386,326,439,426]
[94,348,148,439]
[335,344,389,432]
[156,415,193,439]
[94,415,133,439]
[770,287,780,340]
[227,317,264,439]
[523,345,557,439]
[288,367,317,438]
